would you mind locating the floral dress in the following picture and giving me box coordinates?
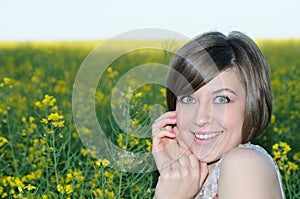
[195,143,285,199]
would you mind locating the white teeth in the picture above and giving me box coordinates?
[194,132,221,140]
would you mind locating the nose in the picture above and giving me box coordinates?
[193,103,213,127]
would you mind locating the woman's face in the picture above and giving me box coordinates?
[176,68,246,163]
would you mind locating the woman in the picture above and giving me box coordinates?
[152,31,285,198]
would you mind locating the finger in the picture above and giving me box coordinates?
[166,139,184,160]
[170,159,180,171]
[165,125,173,131]
[154,111,176,123]
[176,137,188,150]
[174,131,192,156]
[159,160,172,174]
[152,130,177,153]
[199,162,209,176]
[152,128,176,140]
[188,154,200,169]
[199,162,209,188]
[152,111,176,130]
[152,117,176,134]
[175,131,190,151]
[172,125,179,135]
[177,153,190,168]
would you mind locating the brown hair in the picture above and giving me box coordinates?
[166,31,272,143]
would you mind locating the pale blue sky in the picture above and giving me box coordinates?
[1,0,299,41]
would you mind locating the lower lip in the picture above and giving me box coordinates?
[193,133,222,145]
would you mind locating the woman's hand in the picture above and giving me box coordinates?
[152,111,208,199]
[152,111,178,173]
[154,153,205,199]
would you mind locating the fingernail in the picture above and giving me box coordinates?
[170,131,176,135]
[171,116,176,120]
[172,110,176,113]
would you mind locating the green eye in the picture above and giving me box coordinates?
[214,96,230,104]
[180,96,196,104]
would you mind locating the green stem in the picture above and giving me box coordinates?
[282,160,292,198]
[6,112,19,176]
[52,129,59,188]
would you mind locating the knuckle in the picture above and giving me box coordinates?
[181,168,190,177]
[161,172,171,179]
[172,170,181,178]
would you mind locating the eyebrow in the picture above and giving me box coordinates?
[212,88,237,96]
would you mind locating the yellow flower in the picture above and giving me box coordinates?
[72,132,78,138]
[65,184,73,195]
[57,184,64,193]
[104,171,112,178]
[107,67,113,73]
[287,161,298,170]
[95,160,101,167]
[81,148,89,157]
[47,113,64,121]
[3,77,11,84]
[10,189,15,195]
[0,137,8,147]
[52,121,65,128]
[25,184,36,191]
[35,101,42,108]
[40,118,48,124]
[104,189,115,198]
[14,177,24,192]
[102,159,110,168]
[93,188,103,197]
[57,184,73,194]
[21,117,26,123]
[272,143,279,150]
[134,185,141,192]
[107,67,118,79]
[51,105,58,112]
[42,95,56,107]
[1,193,8,198]
[95,159,110,168]
[73,170,84,182]
[135,92,143,98]
[29,123,37,134]
[160,88,166,98]
[41,195,48,199]
[271,114,276,124]
[29,116,35,123]
[146,139,152,152]
[31,75,40,83]
[143,104,149,111]
[279,142,291,154]
[65,173,72,183]
[293,152,300,161]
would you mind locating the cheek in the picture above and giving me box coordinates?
[176,103,195,128]
[175,103,182,127]
[222,106,245,130]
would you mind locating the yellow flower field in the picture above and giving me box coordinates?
[0,40,299,198]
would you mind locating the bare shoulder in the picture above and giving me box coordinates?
[221,147,275,170]
[218,147,283,199]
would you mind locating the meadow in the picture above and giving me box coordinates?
[0,39,299,198]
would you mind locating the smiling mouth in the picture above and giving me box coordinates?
[193,131,222,140]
